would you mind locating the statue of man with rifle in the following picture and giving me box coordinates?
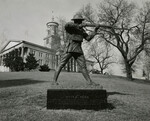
[52,14,103,86]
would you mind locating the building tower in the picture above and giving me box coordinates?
[44,15,61,50]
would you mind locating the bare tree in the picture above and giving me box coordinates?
[87,39,115,74]
[77,3,115,74]
[132,1,150,79]
[95,0,138,80]
[96,0,149,80]
[143,40,150,80]
[144,40,150,57]
[76,0,150,80]
[77,3,97,24]
[143,56,150,80]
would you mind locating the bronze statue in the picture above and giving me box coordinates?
[52,14,101,86]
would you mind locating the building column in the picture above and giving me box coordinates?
[0,55,2,66]
[52,55,55,69]
[74,59,76,72]
[21,47,24,58]
[56,55,59,67]
[17,48,20,56]
[67,61,70,72]
[72,58,74,72]
[2,55,4,65]
[76,62,79,72]
[70,58,73,72]
[64,63,67,71]
[18,47,21,56]
[49,54,52,69]
[14,49,18,57]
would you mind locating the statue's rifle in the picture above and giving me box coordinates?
[82,23,129,30]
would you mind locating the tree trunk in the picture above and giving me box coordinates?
[100,69,104,74]
[147,71,150,80]
[125,62,133,80]
[97,61,103,74]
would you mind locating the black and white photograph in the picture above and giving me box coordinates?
[0,0,150,120]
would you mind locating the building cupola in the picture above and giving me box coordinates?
[44,12,60,50]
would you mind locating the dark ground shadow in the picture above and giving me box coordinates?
[104,91,133,111]
[93,91,132,110]
[92,74,150,85]
[46,102,115,111]
[0,79,46,88]
[132,78,150,85]
[107,91,133,96]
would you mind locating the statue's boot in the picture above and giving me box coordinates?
[52,66,63,85]
[81,68,101,86]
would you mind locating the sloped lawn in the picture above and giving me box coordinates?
[0,71,150,121]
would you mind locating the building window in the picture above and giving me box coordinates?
[39,52,43,57]
[41,59,43,65]
[46,39,49,44]
[33,50,35,55]
[46,53,50,58]
[30,49,36,55]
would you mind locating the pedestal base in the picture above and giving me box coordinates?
[47,89,107,110]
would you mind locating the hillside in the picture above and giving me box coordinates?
[0,71,150,121]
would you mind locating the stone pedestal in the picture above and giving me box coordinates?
[47,89,107,110]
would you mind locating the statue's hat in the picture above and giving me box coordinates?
[71,14,84,21]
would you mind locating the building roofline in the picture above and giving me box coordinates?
[22,40,55,52]
[0,40,23,53]
[0,40,56,54]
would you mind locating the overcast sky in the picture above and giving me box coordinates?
[0,0,148,46]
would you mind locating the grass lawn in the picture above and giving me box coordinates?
[0,71,150,121]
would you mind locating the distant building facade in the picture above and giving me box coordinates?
[0,18,94,72]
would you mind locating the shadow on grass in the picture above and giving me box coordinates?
[132,78,150,85]
[90,102,115,111]
[108,91,132,96]
[93,74,150,85]
[105,102,115,110]
[46,102,115,111]
[0,79,46,88]
[90,91,132,111]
